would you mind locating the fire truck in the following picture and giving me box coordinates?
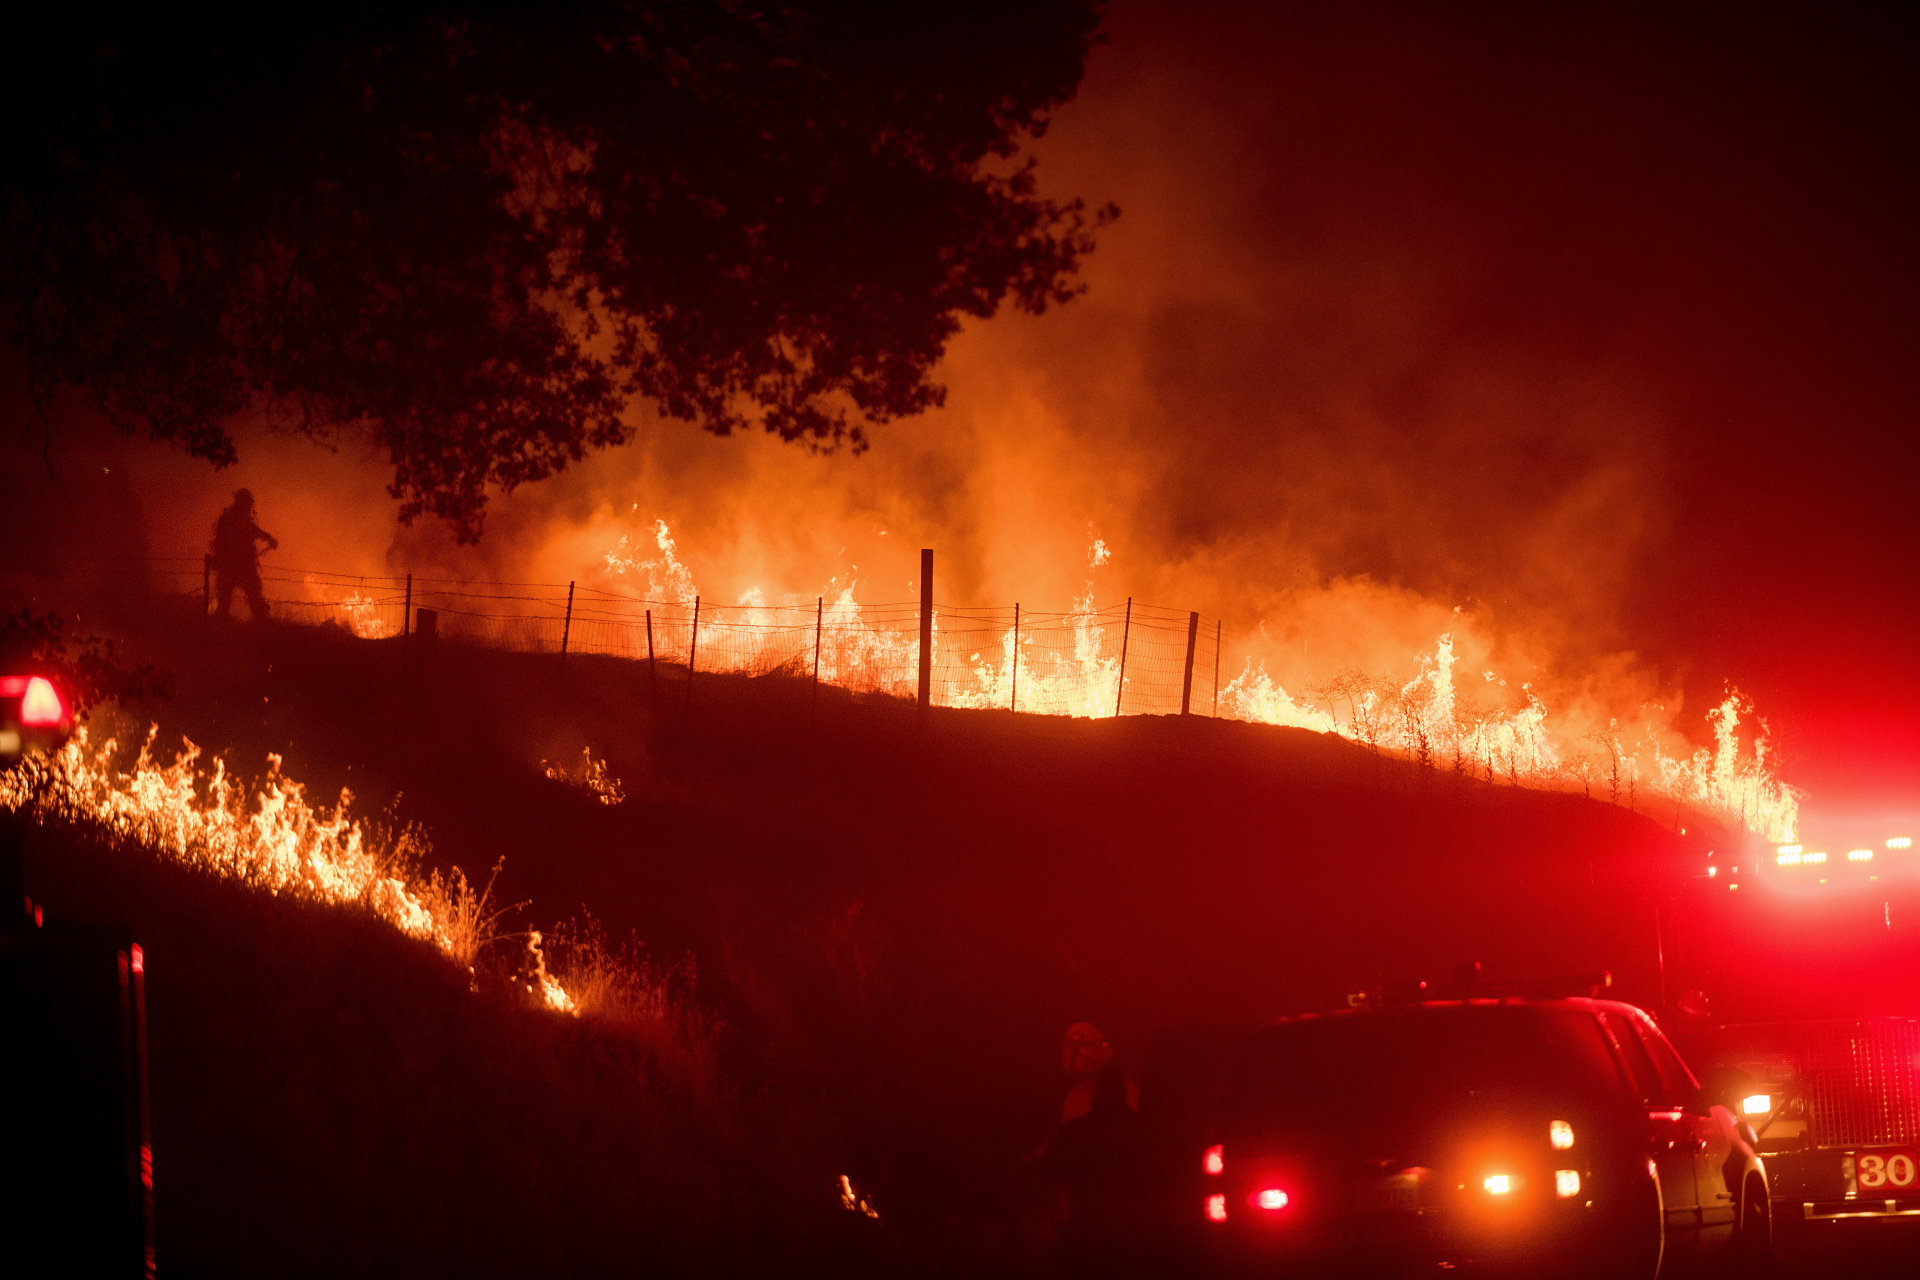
[1659,832,1920,1230]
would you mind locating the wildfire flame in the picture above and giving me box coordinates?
[1223,637,1798,840]
[604,522,1799,840]
[0,724,583,1008]
[543,748,626,806]
[300,574,398,639]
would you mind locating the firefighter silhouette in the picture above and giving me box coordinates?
[1059,1021,1138,1122]
[210,489,278,620]
[1041,1035,1152,1279]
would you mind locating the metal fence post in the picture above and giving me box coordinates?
[560,580,575,656]
[645,609,657,703]
[813,596,823,711]
[917,548,933,710]
[685,596,700,708]
[1114,597,1132,718]
[1213,619,1222,716]
[1180,610,1199,715]
[1011,603,1019,715]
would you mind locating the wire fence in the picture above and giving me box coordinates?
[98,556,1231,718]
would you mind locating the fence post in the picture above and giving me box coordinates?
[1180,611,1199,715]
[1114,597,1132,718]
[560,581,575,656]
[202,554,211,621]
[645,609,657,704]
[402,573,413,675]
[813,596,823,711]
[1213,619,1222,716]
[917,548,933,711]
[1011,603,1019,715]
[685,596,700,708]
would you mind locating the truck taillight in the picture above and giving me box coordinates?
[1203,1144,1224,1176]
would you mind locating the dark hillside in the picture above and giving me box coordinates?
[20,608,1715,1272]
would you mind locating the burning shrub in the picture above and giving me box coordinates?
[542,746,626,806]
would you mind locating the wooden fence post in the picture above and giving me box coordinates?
[917,548,933,711]
[685,596,700,708]
[1180,610,1199,715]
[202,555,211,621]
[1114,597,1132,718]
[1011,603,1019,715]
[402,573,412,675]
[560,581,575,656]
[645,609,657,703]
[813,596,823,711]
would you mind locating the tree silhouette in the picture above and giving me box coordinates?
[4,3,1111,540]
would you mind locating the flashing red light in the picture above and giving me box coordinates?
[1202,1144,1224,1176]
[19,676,63,726]
[131,944,144,974]
[1205,1194,1228,1222]
[1253,1188,1290,1211]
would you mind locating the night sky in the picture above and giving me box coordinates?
[7,1,1916,828]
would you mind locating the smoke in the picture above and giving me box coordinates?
[7,2,1855,826]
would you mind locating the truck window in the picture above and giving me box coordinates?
[1599,1010,1684,1108]
[1627,1013,1703,1110]
[1544,1011,1636,1102]
[1226,1007,1560,1144]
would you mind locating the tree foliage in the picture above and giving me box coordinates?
[3,3,1111,540]
[1,608,173,716]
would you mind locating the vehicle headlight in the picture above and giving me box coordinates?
[1741,1094,1772,1116]
[1549,1120,1574,1150]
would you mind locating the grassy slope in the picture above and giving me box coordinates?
[23,608,1715,1274]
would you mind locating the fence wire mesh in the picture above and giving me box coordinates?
[96,557,1229,717]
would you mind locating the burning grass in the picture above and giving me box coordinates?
[0,717,664,1022]
[2,720,474,954]
[1221,635,1802,841]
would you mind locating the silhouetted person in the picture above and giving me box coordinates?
[211,489,277,620]
[1040,1063,1153,1280]
[1060,1021,1138,1123]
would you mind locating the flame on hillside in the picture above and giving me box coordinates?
[300,574,399,639]
[543,748,626,806]
[598,521,1800,840]
[0,726,586,1010]
[1221,636,1799,841]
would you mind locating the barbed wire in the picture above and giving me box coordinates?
[65,556,1232,718]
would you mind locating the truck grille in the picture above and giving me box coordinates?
[1802,1020,1920,1149]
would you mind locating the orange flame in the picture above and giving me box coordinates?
[0,724,584,1008]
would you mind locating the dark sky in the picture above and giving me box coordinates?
[6,1,1915,827]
